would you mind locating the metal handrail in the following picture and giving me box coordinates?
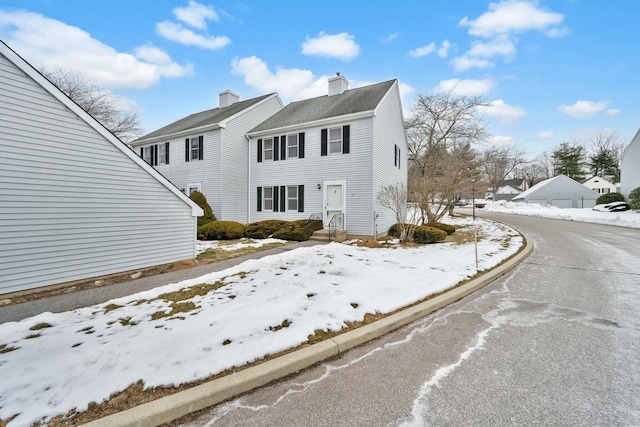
[328,213,344,241]
[306,213,322,226]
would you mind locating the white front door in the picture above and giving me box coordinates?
[323,180,346,228]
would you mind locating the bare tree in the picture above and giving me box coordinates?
[376,182,420,242]
[517,157,551,188]
[482,144,526,198]
[39,67,142,142]
[589,132,625,182]
[406,91,486,222]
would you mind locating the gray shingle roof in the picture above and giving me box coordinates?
[249,79,396,133]
[135,94,274,141]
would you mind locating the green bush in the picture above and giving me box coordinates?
[198,221,245,240]
[596,192,625,205]
[294,219,323,233]
[426,222,456,235]
[190,190,216,227]
[272,222,313,241]
[245,220,288,239]
[388,223,414,237]
[629,187,640,211]
[412,226,447,244]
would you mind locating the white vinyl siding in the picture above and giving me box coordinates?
[0,54,197,294]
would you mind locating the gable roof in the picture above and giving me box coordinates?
[513,174,598,200]
[249,79,397,134]
[0,39,203,217]
[135,93,277,142]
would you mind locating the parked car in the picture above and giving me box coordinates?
[593,201,630,212]
[455,200,468,206]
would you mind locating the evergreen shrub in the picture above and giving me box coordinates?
[189,190,216,227]
[629,187,640,211]
[412,226,447,244]
[426,222,456,235]
[272,222,313,241]
[388,223,414,237]
[595,192,625,205]
[198,221,245,240]
[245,220,288,239]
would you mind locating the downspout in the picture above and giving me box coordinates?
[246,134,251,224]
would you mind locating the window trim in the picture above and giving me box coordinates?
[263,137,274,161]
[287,134,299,158]
[287,185,298,211]
[263,186,274,211]
[328,127,342,154]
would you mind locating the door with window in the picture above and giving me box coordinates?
[323,180,346,229]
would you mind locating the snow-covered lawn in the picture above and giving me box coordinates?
[483,200,640,229]
[196,237,287,254]
[0,216,522,426]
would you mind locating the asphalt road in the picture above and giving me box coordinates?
[180,212,640,426]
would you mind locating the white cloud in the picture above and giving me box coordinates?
[383,33,398,43]
[301,32,360,61]
[477,99,527,124]
[438,40,452,57]
[467,35,515,58]
[156,21,230,50]
[231,56,327,101]
[451,55,494,72]
[545,27,569,38]
[0,10,192,90]
[434,78,494,96]
[606,108,621,117]
[172,0,219,29]
[488,135,517,146]
[557,100,611,118]
[459,0,565,38]
[535,131,555,140]
[408,42,436,58]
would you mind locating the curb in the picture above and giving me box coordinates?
[82,230,534,426]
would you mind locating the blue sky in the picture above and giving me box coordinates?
[0,0,637,157]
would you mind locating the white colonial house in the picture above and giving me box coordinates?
[513,174,598,208]
[620,128,640,199]
[131,91,283,223]
[582,175,617,195]
[247,75,408,237]
[0,40,203,295]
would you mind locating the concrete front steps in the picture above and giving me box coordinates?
[310,228,347,242]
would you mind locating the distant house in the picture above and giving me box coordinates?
[487,178,527,202]
[0,40,203,295]
[582,176,617,195]
[130,91,283,224]
[247,75,408,237]
[620,128,640,199]
[512,175,598,208]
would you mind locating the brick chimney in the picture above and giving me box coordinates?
[328,72,349,96]
[219,90,240,107]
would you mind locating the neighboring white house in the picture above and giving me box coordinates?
[512,174,598,208]
[0,40,203,295]
[487,178,527,202]
[247,76,408,237]
[620,128,640,199]
[582,175,617,195]
[131,91,283,223]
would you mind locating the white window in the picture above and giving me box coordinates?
[159,143,167,165]
[188,183,201,195]
[263,186,273,211]
[287,185,298,211]
[329,127,342,154]
[264,138,273,161]
[287,134,298,158]
[189,137,200,161]
[143,146,154,165]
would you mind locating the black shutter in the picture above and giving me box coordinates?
[185,139,190,162]
[280,135,286,160]
[257,139,263,163]
[140,147,144,159]
[298,185,304,212]
[165,142,170,164]
[299,132,305,158]
[274,136,279,161]
[273,186,279,212]
[280,186,286,212]
[342,125,350,154]
[257,187,262,212]
[394,145,398,167]
[398,147,401,168]
[153,144,158,166]
[198,135,204,160]
[321,128,328,156]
